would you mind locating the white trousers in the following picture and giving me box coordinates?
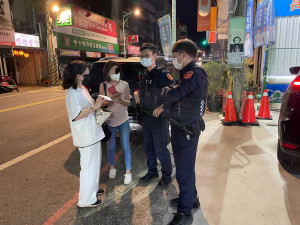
[77,142,102,206]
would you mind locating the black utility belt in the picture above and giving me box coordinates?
[171,119,205,138]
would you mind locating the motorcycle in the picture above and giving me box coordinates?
[0,73,19,93]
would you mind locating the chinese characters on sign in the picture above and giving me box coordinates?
[15,33,40,48]
[291,0,300,11]
[56,5,72,27]
[0,29,15,46]
[197,0,211,32]
[128,45,140,55]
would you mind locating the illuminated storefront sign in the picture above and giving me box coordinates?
[56,5,73,26]
[15,32,40,48]
[60,49,80,56]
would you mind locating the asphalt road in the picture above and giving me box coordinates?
[0,86,208,225]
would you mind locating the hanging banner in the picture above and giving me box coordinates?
[210,7,217,31]
[274,0,300,17]
[197,0,211,32]
[254,0,275,48]
[217,0,229,39]
[158,15,172,57]
[245,0,254,58]
[208,31,217,43]
[228,17,246,68]
[0,0,13,30]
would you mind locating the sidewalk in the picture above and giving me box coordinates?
[194,110,300,225]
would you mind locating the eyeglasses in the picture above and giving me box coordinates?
[171,53,182,59]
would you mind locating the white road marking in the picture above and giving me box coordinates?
[0,133,72,171]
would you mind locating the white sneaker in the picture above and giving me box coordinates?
[124,173,132,184]
[109,168,117,179]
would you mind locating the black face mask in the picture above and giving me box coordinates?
[82,74,91,85]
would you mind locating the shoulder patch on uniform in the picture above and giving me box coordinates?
[184,71,194,79]
[166,73,173,80]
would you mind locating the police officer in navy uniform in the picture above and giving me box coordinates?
[153,39,208,225]
[134,43,175,187]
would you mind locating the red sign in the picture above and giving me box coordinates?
[0,29,15,46]
[208,31,217,43]
[72,5,117,38]
[127,35,138,43]
[128,45,140,55]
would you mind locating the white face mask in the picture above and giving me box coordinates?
[140,58,153,67]
[172,54,183,70]
[110,72,120,81]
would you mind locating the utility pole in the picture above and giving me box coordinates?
[172,0,176,46]
[232,0,247,116]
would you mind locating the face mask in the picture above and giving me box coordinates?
[172,54,183,70]
[110,72,120,81]
[140,58,153,67]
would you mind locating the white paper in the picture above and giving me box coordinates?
[98,95,114,102]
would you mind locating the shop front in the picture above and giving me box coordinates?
[53,4,119,72]
[13,32,47,85]
[0,28,15,78]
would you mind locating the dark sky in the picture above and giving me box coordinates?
[173,0,206,46]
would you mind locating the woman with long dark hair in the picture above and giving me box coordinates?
[62,60,105,207]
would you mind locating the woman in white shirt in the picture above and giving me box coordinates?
[99,61,132,184]
[62,60,105,208]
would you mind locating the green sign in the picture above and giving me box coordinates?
[55,33,119,54]
[56,5,73,27]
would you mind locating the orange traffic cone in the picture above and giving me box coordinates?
[242,92,259,126]
[257,89,272,120]
[222,91,239,125]
[240,90,247,116]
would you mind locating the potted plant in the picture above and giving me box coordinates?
[203,61,227,112]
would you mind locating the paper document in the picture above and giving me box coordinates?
[98,95,114,102]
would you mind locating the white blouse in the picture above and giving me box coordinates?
[66,87,104,148]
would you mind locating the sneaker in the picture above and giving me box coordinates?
[170,196,200,209]
[77,199,101,208]
[109,168,117,179]
[96,188,104,196]
[124,173,132,184]
[170,212,193,225]
[139,172,159,182]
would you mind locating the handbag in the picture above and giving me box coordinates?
[95,108,112,126]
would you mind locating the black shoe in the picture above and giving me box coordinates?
[157,176,172,188]
[139,172,159,182]
[78,199,101,208]
[169,212,193,225]
[170,196,200,209]
[97,188,104,196]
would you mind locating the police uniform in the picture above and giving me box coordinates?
[163,61,208,215]
[138,66,175,180]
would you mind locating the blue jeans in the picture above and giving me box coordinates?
[107,120,131,171]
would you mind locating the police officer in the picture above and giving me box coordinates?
[153,39,208,225]
[134,43,174,188]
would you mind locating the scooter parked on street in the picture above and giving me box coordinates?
[0,73,19,93]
